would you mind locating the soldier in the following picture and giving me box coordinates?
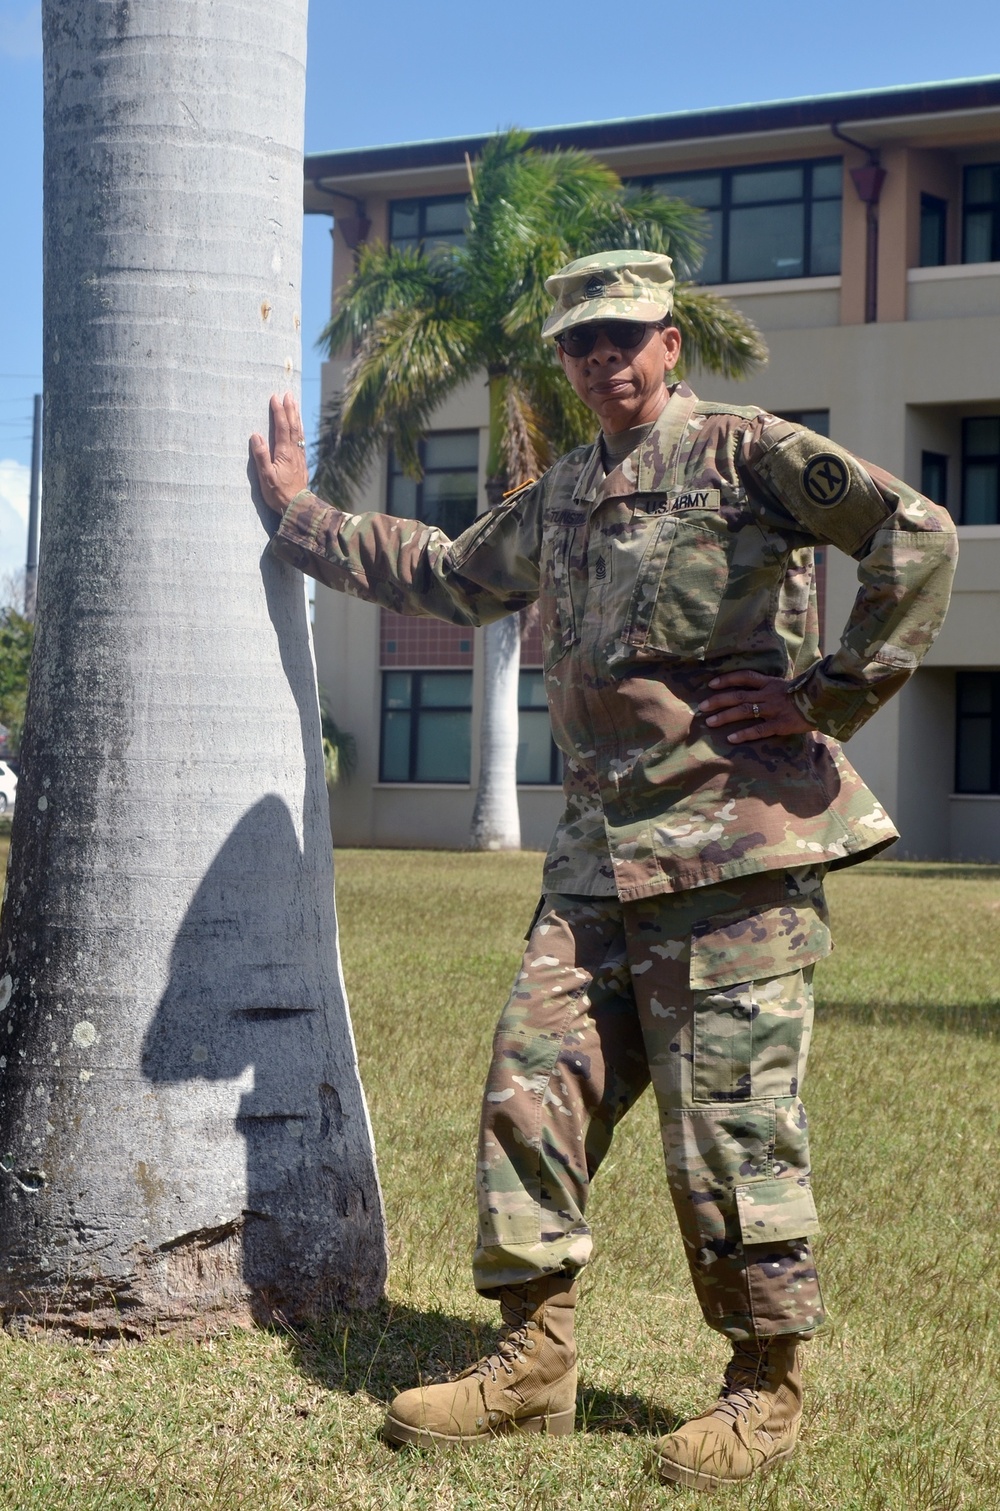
[250,249,957,1488]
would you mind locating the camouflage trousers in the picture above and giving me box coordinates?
[474,868,831,1341]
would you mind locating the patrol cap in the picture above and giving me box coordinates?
[541,249,675,340]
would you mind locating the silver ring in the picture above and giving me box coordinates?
[295,440,306,449]
[751,703,760,720]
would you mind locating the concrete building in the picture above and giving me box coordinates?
[303,77,1000,860]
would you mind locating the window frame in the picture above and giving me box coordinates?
[961,164,1000,265]
[632,156,842,285]
[955,671,1000,794]
[516,669,562,786]
[387,429,480,537]
[379,669,473,784]
[773,409,830,437]
[388,193,469,255]
[960,416,1000,525]
[919,193,948,268]
[921,450,949,513]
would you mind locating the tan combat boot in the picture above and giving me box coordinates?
[650,1335,804,1489]
[383,1276,577,1446]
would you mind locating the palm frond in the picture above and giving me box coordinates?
[314,302,481,503]
[595,187,709,278]
[320,705,357,787]
[671,285,768,379]
[516,350,598,460]
[311,390,385,505]
[319,242,464,355]
[341,305,481,435]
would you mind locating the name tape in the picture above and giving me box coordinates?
[644,489,721,515]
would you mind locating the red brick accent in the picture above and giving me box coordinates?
[380,608,474,667]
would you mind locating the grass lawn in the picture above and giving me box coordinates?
[0,835,998,1508]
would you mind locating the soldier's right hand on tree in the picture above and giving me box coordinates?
[250,392,310,514]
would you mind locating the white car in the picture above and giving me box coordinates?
[0,761,17,814]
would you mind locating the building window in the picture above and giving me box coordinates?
[380,670,472,783]
[517,670,562,785]
[389,194,469,254]
[775,409,830,437]
[388,430,479,537]
[962,165,1000,264]
[920,194,948,267]
[956,672,1000,793]
[639,158,841,284]
[921,451,949,511]
[961,417,1000,524]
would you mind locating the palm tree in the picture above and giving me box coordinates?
[0,0,386,1334]
[315,131,767,851]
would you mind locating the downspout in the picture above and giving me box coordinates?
[304,183,371,254]
[832,124,887,324]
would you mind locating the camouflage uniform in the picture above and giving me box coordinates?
[478,868,828,1338]
[271,375,956,1339]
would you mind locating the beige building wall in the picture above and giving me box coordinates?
[306,85,1000,859]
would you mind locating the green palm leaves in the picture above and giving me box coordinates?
[314,129,767,504]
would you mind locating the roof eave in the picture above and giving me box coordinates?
[303,75,1000,197]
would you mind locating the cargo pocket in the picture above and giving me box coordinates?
[689,897,831,1105]
[621,514,730,659]
[735,1174,820,1244]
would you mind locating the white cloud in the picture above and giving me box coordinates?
[0,460,30,586]
[0,4,41,60]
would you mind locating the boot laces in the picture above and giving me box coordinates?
[467,1323,532,1383]
[711,1343,770,1427]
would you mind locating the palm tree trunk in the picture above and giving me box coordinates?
[0,0,387,1335]
[468,377,521,851]
[469,613,522,851]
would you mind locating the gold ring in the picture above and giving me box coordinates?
[751,703,760,719]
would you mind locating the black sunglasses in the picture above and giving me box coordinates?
[555,320,657,358]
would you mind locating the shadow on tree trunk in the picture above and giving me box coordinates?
[140,792,385,1326]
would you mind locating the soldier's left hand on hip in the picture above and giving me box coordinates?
[699,670,815,743]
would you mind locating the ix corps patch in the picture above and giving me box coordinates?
[802,453,850,506]
[643,488,722,515]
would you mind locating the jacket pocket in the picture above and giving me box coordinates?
[689,897,831,1106]
[621,514,731,659]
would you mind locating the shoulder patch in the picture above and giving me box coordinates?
[802,454,850,507]
[750,430,892,555]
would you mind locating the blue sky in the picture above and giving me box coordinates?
[2,0,1000,580]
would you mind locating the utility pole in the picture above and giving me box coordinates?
[24,394,41,620]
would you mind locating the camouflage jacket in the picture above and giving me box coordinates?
[272,383,957,901]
